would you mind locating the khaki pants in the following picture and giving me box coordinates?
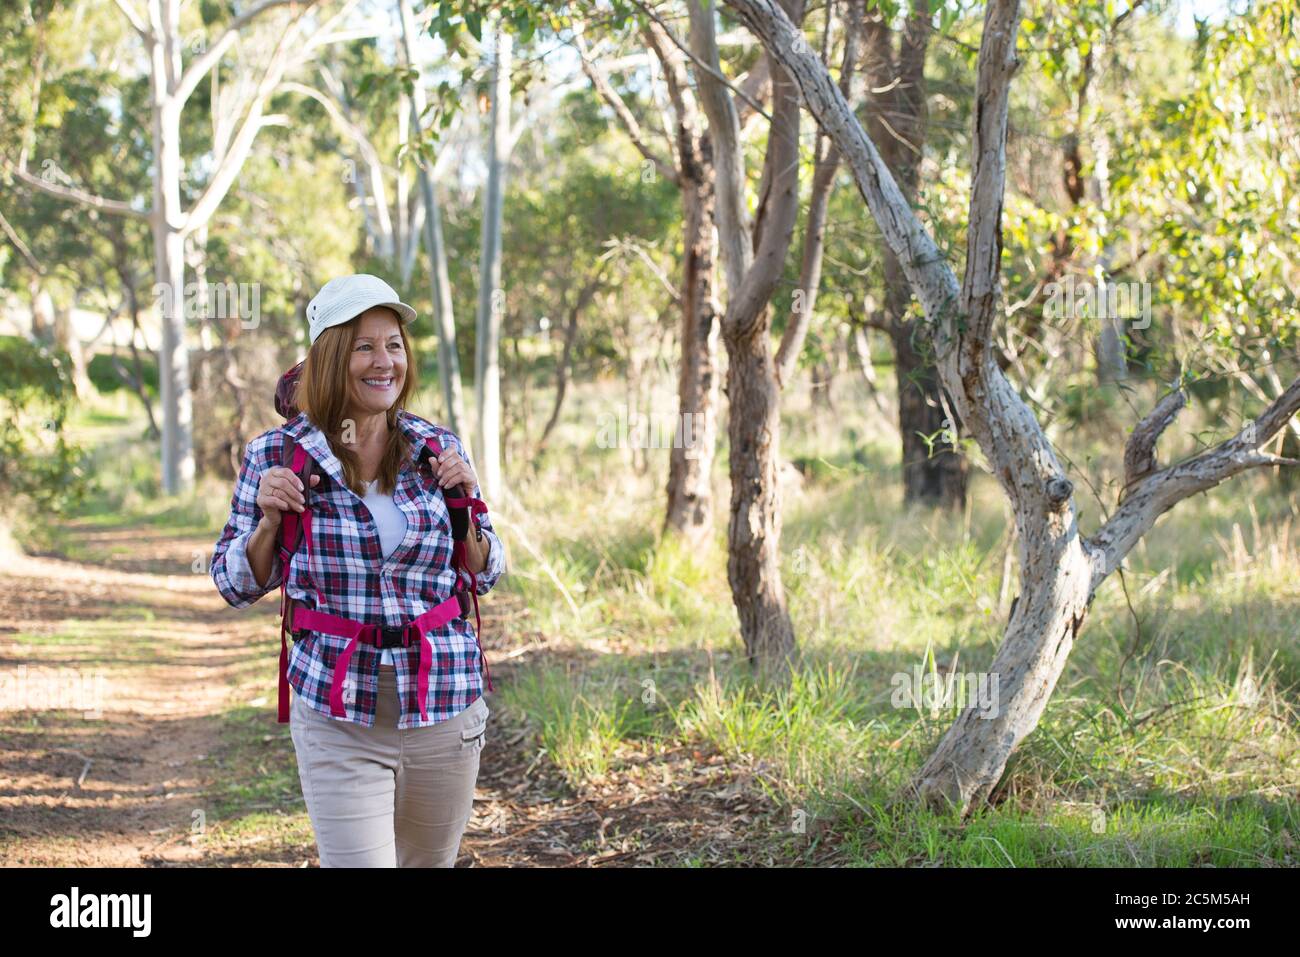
[290,664,487,867]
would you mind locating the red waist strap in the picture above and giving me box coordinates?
[279,593,481,723]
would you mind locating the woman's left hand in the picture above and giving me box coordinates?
[434,448,477,493]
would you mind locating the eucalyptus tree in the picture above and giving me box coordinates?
[573,8,735,542]
[5,0,381,493]
[725,0,1300,814]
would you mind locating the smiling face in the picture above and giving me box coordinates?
[346,307,408,416]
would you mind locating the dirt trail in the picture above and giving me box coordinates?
[0,520,790,867]
[0,524,245,865]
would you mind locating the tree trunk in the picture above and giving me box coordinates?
[150,1,192,494]
[475,24,511,500]
[892,320,968,508]
[688,0,803,680]
[154,221,192,494]
[664,139,721,542]
[52,301,91,397]
[29,280,53,344]
[126,295,161,440]
[725,319,796,680]
[861,1,966,509]
[538,275,601,455]
[425,183,467,432]
[912,534,1093,808]
[398,0,467,435]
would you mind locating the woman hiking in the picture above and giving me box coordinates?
[210,273,506,867]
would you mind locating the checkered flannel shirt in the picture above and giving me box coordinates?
[211,409,506,729]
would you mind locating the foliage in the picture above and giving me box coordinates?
[0,335,88,514]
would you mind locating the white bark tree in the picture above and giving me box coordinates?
[6,0,376,493]
[475,20,512,502]
[724,0,1300,815]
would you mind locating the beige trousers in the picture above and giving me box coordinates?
[289,664,488,867]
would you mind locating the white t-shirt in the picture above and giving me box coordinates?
[362,478,409,666]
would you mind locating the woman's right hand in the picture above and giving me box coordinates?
[256,468,321,528]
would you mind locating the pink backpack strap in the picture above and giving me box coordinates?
[276,433,323,723]
[420,435,493,692]
[421,436,489,527]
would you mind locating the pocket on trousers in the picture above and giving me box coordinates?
[459,698,487,751]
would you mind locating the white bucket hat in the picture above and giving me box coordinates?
[306,274,416,344]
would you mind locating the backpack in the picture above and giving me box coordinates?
[270,361,489,722]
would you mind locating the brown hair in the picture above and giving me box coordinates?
[292,310,418,497]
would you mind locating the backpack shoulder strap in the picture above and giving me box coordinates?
[415,434,493,624]
[416,436,472,541]
[278,431,316,560]
[275,429,317,726]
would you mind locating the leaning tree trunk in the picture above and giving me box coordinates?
[910,396,1096,808]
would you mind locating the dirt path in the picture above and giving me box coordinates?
[0,520,796,867]
[0,523,246,865]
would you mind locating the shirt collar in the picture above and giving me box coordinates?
[281,408,435,490]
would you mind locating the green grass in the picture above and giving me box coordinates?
[195,703,315,860]
[813,792,1296,866]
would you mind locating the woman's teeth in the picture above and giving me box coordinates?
[362,377,393,388]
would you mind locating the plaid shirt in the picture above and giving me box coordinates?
[211,409,506,729]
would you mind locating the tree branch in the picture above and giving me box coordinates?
[575,32,680,186]
[1122,386,1186,490]
[958,0,1021,374]
[776,0,863,389]
[173,0,309,106]
[686,0,752,294]
[735,53,771,127]
[112,0,150,41]
[1090,376,1300,587]
[634,0,772,123]
[3,159,149,219]
[0,206,45,273]
[183,2,348,234]
[725,0,803,343]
